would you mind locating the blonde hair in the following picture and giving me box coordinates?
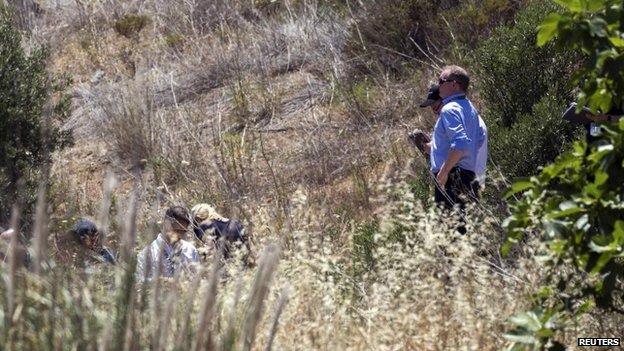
[191,203,228,223]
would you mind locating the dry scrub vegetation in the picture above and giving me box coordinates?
[2,0,623,350]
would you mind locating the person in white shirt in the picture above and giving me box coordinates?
[136,206,199,279]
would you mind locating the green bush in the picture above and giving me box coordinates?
[350,220,378,284]
[408,164,431,205]
[0,6,71,222]
[488,91,581,179]
[504,1,624,348]
[345,0,525,78]
[471,1,574,127]
[470,0,581,179]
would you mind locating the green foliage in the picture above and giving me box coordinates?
[114,14,150,39]
[504,121,624,300]
[536,0,624,114]
[346,0,523,78]
[472,1,572,127]
[503,308,564,351]
[0,6,72,222]
[471,0,581,179]
[488,92,581,178]
[408,165,431,205]
[504,1,624,348]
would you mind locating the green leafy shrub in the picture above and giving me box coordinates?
[472,1,573,127]
[504,0,624,348]
[350,220,378,284]
[488,91,581,179]
[0,6,71,222]
[470,0,581,179]
[114,14,150,39]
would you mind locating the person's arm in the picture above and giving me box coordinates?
[436,149,463,187]
[588,114,609,122]
[408,129,430,154]
[589,113,622,123]
[424,142,431,155]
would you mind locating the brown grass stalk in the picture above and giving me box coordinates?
[150,247,167,349]
[97,172,118,248]
[192,256,222,351]
[119,184,140,264]
[264,287,289,351]
[241,244,280,351]
[32,181,49,275]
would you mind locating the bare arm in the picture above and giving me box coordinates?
[588,114,609,122]
[588,113,622,123]
[436,148,464,187]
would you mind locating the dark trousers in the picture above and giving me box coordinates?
[434,167,479,234]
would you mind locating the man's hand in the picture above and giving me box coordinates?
[436,170,449,188]
[437,148,464,188]
[408,129,431,153]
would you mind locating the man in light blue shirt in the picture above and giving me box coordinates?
[429,65,487,215]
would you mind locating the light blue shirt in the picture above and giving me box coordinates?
[430,93,486,173]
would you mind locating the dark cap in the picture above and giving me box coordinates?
[419,84,441,107]
[73,219,98,238]
[165,206,191,225]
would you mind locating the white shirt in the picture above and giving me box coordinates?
[475,116,488,186]
[136,233,199,279]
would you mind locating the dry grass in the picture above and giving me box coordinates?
[36,0,436,227]
[3,172,621,350]
[4,0,622,350]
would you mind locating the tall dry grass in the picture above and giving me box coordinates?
[4,170,622,350]
[7,1,623,350]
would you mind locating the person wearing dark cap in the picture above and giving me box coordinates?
[53,219,116,268]
[71,219,116,264]
[410,84,443,155]
[419,83,444,114]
